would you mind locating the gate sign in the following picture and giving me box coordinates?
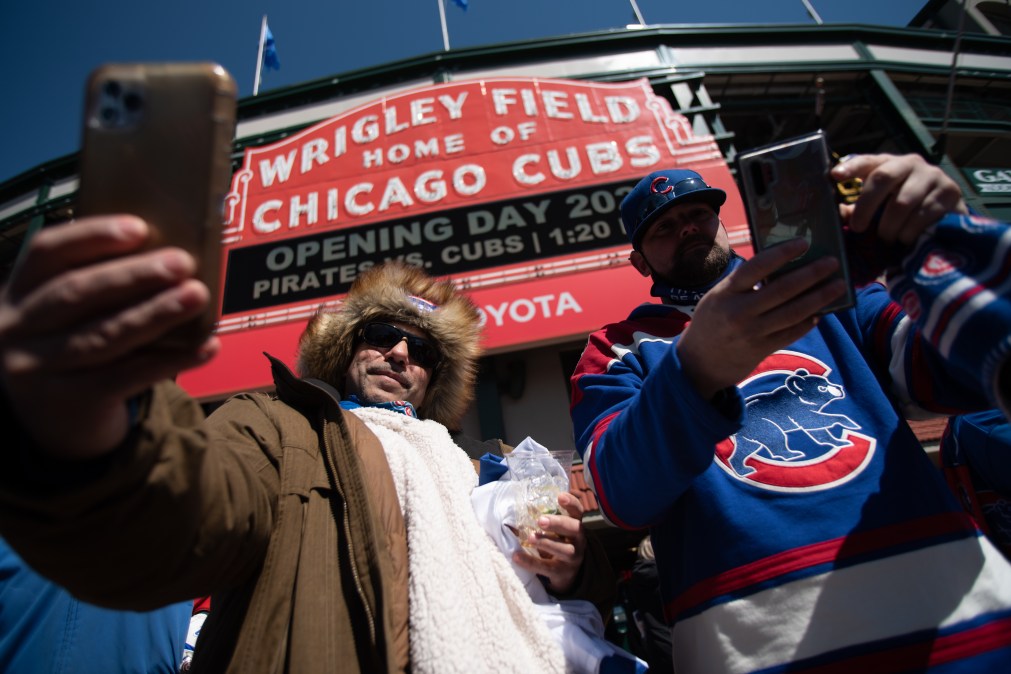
[962,167,1011,195]
[179,77,747,399]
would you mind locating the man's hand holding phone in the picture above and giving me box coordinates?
[0,216,220,459]
[0,61,236,459]
[77,62,237,351]
[680,147,967,402]
[677,238,847,401]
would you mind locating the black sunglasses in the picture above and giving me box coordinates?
[360,322,441,369]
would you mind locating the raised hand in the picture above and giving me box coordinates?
[0,216,219,458]
[676,238,846,399]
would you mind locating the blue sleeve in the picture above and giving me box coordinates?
[571,324,742,529]
[0,536,190,674]
[880,213,1011,414]
[852,282,990,416]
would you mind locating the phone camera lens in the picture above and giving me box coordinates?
[103,81,122,98]
[100,106,120,124]
[123,92,143,112]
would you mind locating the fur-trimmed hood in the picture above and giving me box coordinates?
[296,262,482,429]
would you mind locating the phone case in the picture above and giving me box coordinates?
[77,62,237,348]
[736,130,854,313]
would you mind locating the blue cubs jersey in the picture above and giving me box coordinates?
[571,214,1011,672]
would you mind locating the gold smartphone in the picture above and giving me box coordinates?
[77,62,238,349]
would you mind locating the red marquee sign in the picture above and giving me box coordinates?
[179,77,748,398]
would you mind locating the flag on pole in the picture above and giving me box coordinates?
[253,15,280,96]
[437,0,467,52]
[263,23,281,70]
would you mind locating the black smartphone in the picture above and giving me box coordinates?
[736,130,854,313]
[77,62,238,349]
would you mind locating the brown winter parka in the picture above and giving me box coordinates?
[0,355,410,673]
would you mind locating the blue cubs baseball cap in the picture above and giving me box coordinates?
[620,169,727,250]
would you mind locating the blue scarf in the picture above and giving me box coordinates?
[339,395,418,418]
[649,252,745,307]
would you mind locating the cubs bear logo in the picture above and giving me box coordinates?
[715,351,875,492]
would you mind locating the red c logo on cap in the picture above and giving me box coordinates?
[650,176,673,194]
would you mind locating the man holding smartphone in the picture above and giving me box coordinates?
[570,153,1011,672]
[0,252,613,672]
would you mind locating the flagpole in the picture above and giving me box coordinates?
[936,0,968,160]
[437,0,450,51]
[629,0,646,26]
[800,0,824,25]
[253,14,268,96]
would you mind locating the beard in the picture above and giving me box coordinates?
[654,235,732,288]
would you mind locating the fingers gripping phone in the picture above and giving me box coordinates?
[77,62,238,349]
[736,130,855,313]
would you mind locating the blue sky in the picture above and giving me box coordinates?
[0,0,929,184]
